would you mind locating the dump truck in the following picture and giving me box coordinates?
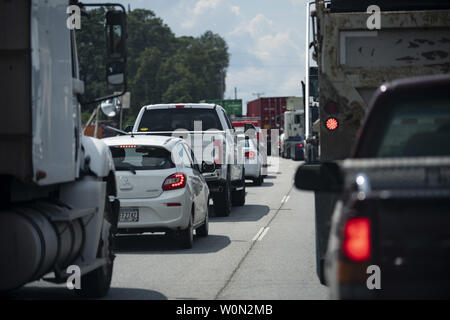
[302,0,450,284]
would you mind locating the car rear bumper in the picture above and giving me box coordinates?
[244,163,260,178]
[117,190,190,232]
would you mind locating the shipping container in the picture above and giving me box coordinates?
[247,97,292,134]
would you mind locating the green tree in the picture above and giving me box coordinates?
[76,8,229,124]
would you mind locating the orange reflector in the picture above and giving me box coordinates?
[338,261,370,284]
[36,170,47,181]
[325,117,339,131]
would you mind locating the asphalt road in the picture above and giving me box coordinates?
[8,156,328,300]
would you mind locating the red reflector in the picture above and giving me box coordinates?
[245,151,255,158]
[343,217,371,262]
[175,105,185,108]
[325,101,339,114]
[167,203,182,207]
[325,118,339,131]
[162,173,186,191]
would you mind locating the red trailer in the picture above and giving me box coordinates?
[247,97,288,154]
[246,97,288,132]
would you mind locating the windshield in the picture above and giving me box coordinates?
[109,146,174,170]
[138,108,223,132]
[374,97,450,157]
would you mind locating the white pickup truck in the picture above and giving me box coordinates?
[132,104,246,216]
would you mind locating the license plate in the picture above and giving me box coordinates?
[119,208,139,222]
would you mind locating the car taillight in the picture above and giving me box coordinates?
[325,117,339,131]
[297,143,303,148]
[343,217,371,262]
[245,151,255,159]
[278,142,281,146]
[162,173,186,191]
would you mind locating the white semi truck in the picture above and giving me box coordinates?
[280,110,304,159]
[302,0,450,284]
[0,0,127,297]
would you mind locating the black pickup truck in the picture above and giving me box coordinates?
[296,74,450,299]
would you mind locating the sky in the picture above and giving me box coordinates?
[88,0,309,113]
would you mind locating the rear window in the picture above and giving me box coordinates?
[138,108,223,132]
[109,146,174,170]
[374,97,450,157]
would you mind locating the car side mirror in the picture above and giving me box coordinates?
[201,161,216,173]
[105,10,127,86]
[294,162,343,192]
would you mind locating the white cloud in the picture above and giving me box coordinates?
[230,6,240,16]
[193,0,223,15]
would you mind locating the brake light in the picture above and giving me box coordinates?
[325,117,339,131]
[278,142,281,146]
[162,173,186,191]
[343,217,371,262]
[245,151,255,159]
[297,143,303,148]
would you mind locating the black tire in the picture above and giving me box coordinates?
[232,170,246,207]
[253,170,264,186]
[196,202,209,237]
[79,196,115,298]
[179,212,194,249]
[213,181,231,217]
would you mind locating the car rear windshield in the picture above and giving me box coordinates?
[138,108,223,132]
[374,97,450,158]
[109,146,175,170]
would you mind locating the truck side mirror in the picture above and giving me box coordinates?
[105,10,126,86]
[294,162,343,192]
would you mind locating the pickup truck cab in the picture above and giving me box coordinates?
[133,104,245,216]
[296,74,450,299]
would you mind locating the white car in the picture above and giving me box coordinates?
[103,135,211,249]
[240,137,264,186]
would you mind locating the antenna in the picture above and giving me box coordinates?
[252,92,265,99]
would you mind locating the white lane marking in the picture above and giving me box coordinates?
[252,227,265,241]
[281,194,290,204]
[257,227,270,241]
